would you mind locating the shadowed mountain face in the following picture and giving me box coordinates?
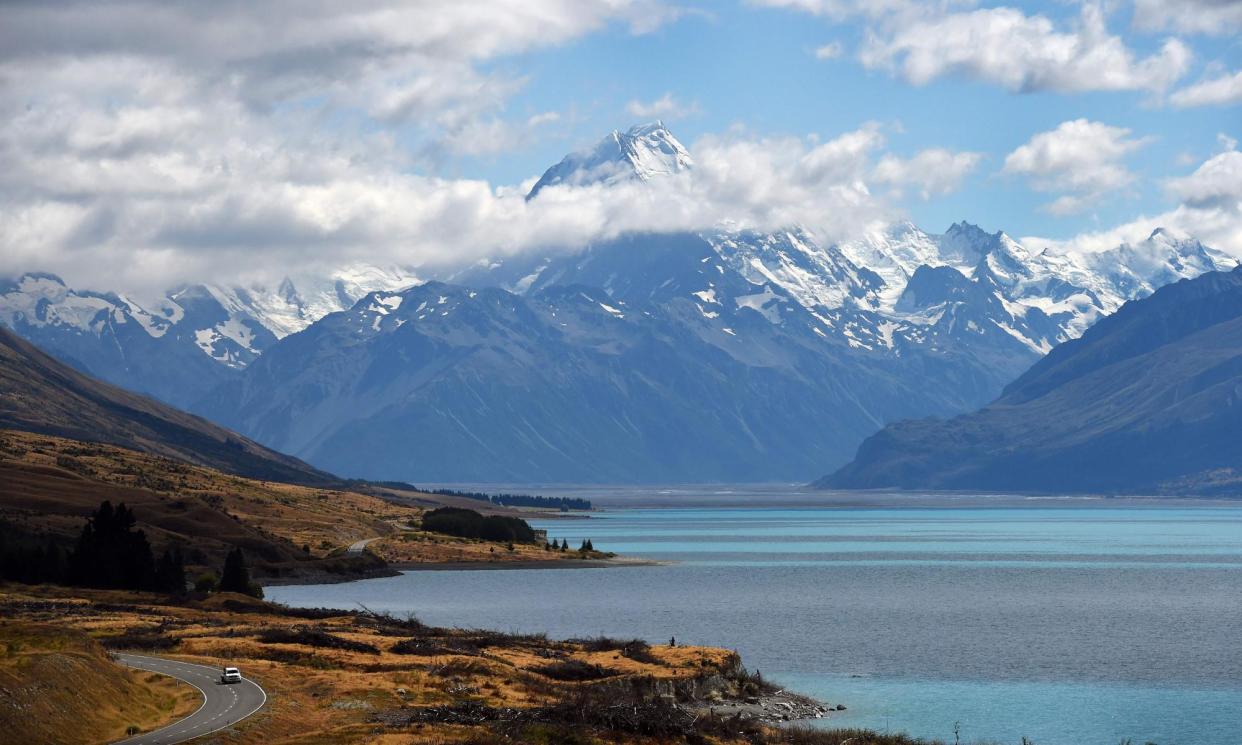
[820,267,1242,495]
[198,271,1019,483]
[0,326,330,484]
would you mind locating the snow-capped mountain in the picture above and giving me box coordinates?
[4,122,1236,481]
[526,121,693,200]
[0,266,419,407]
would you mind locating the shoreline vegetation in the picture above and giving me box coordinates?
[0,584,873,745]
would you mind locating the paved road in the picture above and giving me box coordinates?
[112,654,266,745]
[346,536,382,554]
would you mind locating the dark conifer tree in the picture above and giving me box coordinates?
[155,548,186,595]
[219,547,261,597]
[67,501,155,590]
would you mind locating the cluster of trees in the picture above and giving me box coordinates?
[62,501,186,593]
[543,538,595,552]
[0,501,261,598]
[0,532,67,585]
[419,507,538,543]
[425,487,591,511]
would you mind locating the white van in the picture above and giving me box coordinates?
[220,667,242,684]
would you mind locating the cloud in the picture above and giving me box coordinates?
[1170,70,1242,108]
[858,4,1192,94]
[0,1,701,292]
[1167,144,1242,209]
[872,148,983,199]
[0,1,678,160]
[625,93,700,120]
[1023,142,1242,256]
[1003,119,1151,215]
[0,96,979,294]
[750,0,967,23]
[814,42,845,59]
[1132,0,1242,36]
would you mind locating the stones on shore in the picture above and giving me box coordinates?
[697,690,835,725]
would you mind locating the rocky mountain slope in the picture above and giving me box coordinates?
[0,325,329,483]
[820,267,1242,495]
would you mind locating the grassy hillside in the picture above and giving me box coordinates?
[1,429,606,577]
[0,429,414,578]
[0,621,198,744]
[0,326,329,484]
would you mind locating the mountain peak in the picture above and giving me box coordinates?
[623,120,668,137]
[526,122,692,200]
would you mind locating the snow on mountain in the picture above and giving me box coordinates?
[0,265,420,407]
[229,265,423,338]
[526,120,693,200]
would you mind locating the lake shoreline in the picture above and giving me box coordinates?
[260,554,670,587]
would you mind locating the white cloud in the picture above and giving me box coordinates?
[0,85,980,293]
[1023,143,1242,256]
[0,1,678,161]
[751,0,968,23]
[1170,70,1242,108]
[1003,119,1151,214]
[1167,146,1242,209]
[625,93,700,120]
[873,148,983,199]
[0,1,701,292]
[1132,0,1242,36]
[859,4,1191,94]
[814,42,845,59]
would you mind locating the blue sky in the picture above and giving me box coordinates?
[0,0,1238,291]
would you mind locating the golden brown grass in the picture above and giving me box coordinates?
[0,428,410,557]
[368,530,613,565]
[1,429,591,572]
[0,621,199,745]
[0,584,737,744]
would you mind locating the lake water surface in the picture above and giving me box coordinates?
[267,498,1242,745]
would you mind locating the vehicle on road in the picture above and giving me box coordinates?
[220,666,242,684]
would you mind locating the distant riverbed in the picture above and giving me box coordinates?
[268,492,1242,745]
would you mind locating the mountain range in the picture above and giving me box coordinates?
[3,123,1237,482]
[820,266,1242,495]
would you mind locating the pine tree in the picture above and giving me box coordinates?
[219,547,261,597]
[154,548,186,595]
[67,501,155,590]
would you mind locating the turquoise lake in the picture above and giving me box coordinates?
[267,500,1242,745]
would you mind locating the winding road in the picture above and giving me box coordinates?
[346,536,382,554]
[112,654,267,745]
